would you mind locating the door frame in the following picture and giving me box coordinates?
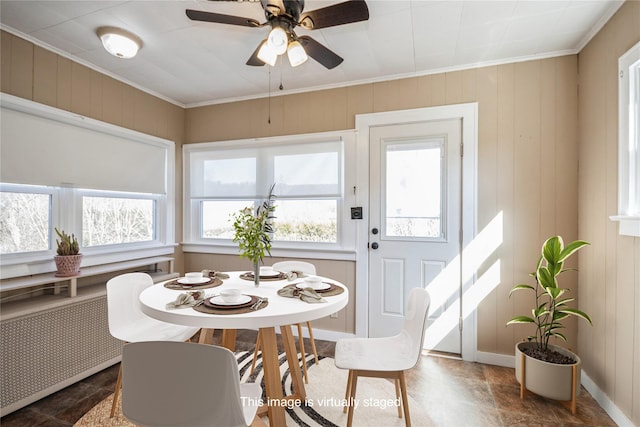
[354,103,478,362]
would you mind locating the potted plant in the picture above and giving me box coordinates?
[506,235,591,413]
[231,184,276,286]
[53,227,83,277]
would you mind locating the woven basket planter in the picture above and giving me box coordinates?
[54,254,83,277]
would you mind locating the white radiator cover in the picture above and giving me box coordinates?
[1,296,123,416]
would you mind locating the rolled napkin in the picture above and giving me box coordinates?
[277,285,326,303]
[166,290,206,309]
[284,270,309,281]
[201,269,230,280]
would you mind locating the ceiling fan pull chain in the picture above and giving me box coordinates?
[268,67,271,124]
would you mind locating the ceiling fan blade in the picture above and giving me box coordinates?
[299,0,369,30]
[298,36,343,69]
[246,39,267,66]
[186,9,260,27]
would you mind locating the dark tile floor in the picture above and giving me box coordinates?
[1,330,617,427]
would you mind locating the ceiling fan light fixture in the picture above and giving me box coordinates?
[287,40,308,67]
[267,26,288,55]
[257,41,278,66]
[97,26,142,59]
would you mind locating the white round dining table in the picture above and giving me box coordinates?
[139,271,349,427]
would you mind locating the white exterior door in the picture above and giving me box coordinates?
[368,119,462,354]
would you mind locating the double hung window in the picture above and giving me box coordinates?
[0,95,174,275]
[184,132,353,254]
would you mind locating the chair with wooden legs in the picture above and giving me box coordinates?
[334,287,431,427]
[106,273,200,418]
[250,261,319,383]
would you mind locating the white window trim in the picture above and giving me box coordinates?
[611,41,640,237]
[182,130,357,260]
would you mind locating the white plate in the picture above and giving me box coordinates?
[296,282,331,291]
[260,271,281,277]
[177,277,209,285]
[209,295,251,306]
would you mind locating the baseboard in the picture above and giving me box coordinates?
[581,371,635,427]
[244,326,354,343]
[476,351,634,427]
[296,327,355,342]
[476,350,515,368]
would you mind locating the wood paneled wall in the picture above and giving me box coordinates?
[0,30,186,271]
[185,55,581,352]
[577,1,640,424]
[3,7,637,420]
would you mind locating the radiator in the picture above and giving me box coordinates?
[0,296,123,416]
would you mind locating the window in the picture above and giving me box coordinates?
[0,94,175,276]
[82,192,157,247]
[0,185,54,254]
[184,131,356,255]
[0,185,163,256]
[612,41,640,236]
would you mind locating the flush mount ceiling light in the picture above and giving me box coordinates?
[97,26,142,59]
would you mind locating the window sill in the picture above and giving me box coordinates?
[181,242,357,261]
[609,215,640,237]
[0,244,177,279]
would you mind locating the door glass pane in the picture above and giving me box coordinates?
[385,140,444,238]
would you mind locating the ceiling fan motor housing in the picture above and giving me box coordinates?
[261,0,304,22]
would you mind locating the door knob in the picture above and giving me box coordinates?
[371,242,379,250]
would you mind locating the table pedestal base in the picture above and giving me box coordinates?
[259,325,307,426]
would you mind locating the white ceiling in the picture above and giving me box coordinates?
[0,0,623,107]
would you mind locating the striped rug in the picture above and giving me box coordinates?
[75,351,428,426]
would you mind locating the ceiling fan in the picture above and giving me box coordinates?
[186,0,369,69]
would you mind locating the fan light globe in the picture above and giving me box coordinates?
[97,27,141,59]
[257,41,277,66]
[287,40,308,67]
[267,26,288,55]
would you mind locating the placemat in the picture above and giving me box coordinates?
[239,272,287,281]
[164,277,223,290]
[281,282,344,297]
[193,294,269,315]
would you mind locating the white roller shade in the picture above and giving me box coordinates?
[188,141,342,198]
[1,96,171,194]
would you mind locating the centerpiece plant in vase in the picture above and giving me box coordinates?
[232,184,276,286]
[506,235,591,414]
[53,227,83,277]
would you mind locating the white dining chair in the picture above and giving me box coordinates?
[106,272,200,418]
[334,287,431,427]
[250,260,319,383]
[122,341,264,427]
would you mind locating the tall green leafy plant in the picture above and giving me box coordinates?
[507,236,592,354]
[231,184,276,267]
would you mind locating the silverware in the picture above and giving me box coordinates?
[251,297,268,310]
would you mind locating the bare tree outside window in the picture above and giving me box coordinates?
[82,197,155,246]
[0,191,50,253]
